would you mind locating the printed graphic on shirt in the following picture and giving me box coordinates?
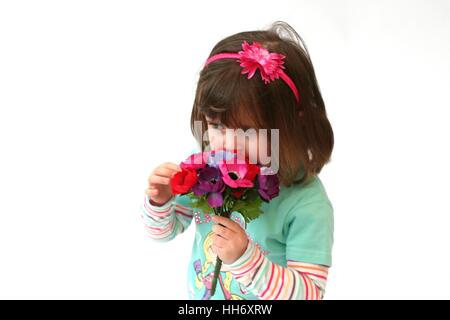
[192,231,246,300]
[191,211,269,300]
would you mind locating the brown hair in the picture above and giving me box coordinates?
[190,21,334,187]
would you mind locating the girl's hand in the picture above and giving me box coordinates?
[211,216,249,265]
[145,162,181,206]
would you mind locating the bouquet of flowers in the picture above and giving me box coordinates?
[170,149,280,296]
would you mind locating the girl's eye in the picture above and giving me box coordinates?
[209,123,225,130]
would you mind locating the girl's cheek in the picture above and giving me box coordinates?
[208,129,262,164]
[208,128,238,151]
[208,130,224,150]
[247,134,270,165]
[223,132,239,152]
[246,135,260,164]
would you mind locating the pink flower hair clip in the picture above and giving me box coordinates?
[203,41,300,103]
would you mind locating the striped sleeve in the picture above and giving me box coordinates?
[140,194,193,242]
[222,240,329,300]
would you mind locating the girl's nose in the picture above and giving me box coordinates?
[223,132,242,151]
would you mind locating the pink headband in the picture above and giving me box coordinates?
[203,41,300,103]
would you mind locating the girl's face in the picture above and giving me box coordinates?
[205,116,270,165]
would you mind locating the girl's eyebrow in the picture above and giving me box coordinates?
[205,118,221,124]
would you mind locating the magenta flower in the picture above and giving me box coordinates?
[180,151,210,170]
[218,162,260,188]
[238,41,286,84]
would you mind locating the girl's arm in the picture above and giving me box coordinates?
[140,194,193,242]
[223,240,328,300]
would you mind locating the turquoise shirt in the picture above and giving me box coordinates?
[172,172,334,300]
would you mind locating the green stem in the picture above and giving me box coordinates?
[210,206,231,297]
[210,256,222,297]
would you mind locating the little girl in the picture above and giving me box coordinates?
[141,21,334,300]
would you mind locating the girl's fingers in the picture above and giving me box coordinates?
[162,162,182,173]
[145,186,157,193]
[148,175,171,185]
[145,188,159,197]
[212,243,223,252]
[213,235,226,248]
[212,216,240,233]
[212,224,233,239]
[147,163,181,184]
[153,167,179,178]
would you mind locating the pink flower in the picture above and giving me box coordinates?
[238,41,286,84]
[218,162,260,188]
[180,151,211,170]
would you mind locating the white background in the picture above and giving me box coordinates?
[1,0,449,299]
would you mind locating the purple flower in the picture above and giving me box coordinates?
[257,172,280,202]
[192,166,225,207]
